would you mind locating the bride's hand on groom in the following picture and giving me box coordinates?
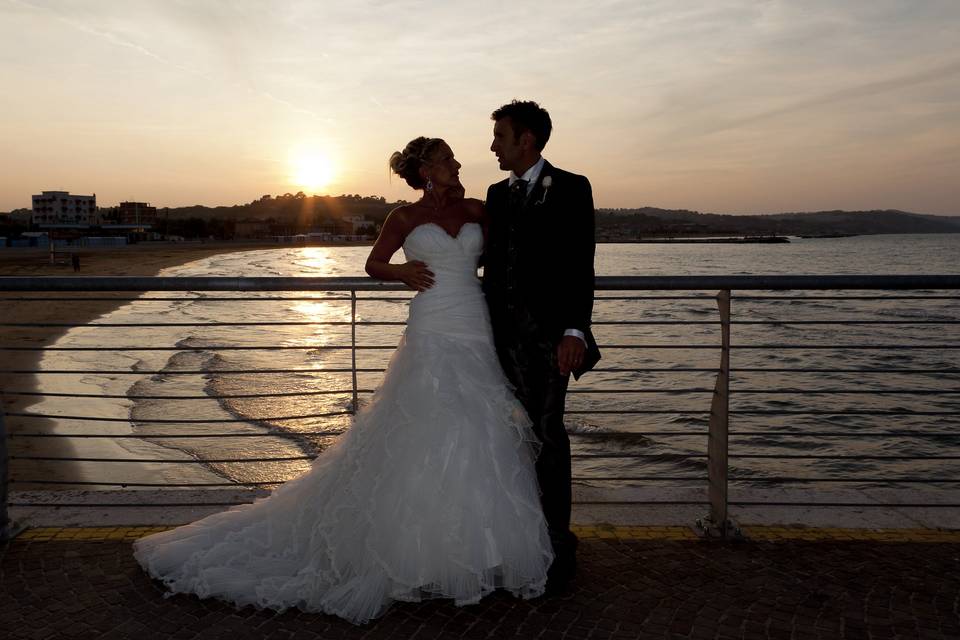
[398,260,435,291]
[557,336,586,377]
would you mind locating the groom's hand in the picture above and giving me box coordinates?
[398,260,435,291]
[557,335,586,377]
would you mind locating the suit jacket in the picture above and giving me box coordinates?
[482,160,601,378]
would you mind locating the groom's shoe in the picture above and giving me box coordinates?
[543,530,578,595]
[544,554,577,596]
[545,564,574,596]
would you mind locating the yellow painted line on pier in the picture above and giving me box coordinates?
[12,525,960,543]
[571,524,698,540]
[16,526,173,541]
[740,526,960,543]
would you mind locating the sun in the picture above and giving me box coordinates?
[289,148,336,193]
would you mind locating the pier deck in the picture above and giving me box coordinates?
[3,525,959,640]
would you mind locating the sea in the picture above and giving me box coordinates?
[20,234,960,494]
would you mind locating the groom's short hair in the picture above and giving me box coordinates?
[492,100,552,151]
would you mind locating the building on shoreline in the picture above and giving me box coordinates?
[31,191,96,226]
[98,201,157,229]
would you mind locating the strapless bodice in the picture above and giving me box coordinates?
[402,222,482,291]
[401,222,489,342]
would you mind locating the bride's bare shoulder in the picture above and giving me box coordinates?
[383,203,421,233]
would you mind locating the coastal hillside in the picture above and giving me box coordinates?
[160,198,960,237]
[3,195,957,240]
[596,208,960,239]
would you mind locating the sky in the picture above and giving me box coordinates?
[1,0,958,215]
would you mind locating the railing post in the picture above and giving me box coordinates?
[1,408,16,541]
[700,289,734,538]
[350,290,359,414]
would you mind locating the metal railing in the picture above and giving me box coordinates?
[2,274,959,539]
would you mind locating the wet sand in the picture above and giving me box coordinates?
[0,242,270,487]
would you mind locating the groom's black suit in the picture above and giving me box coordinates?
[482,160,599,578]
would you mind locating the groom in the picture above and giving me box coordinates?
[482,100,600,592]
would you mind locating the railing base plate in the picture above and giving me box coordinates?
[695,515,743,540]
[1,520,27,542]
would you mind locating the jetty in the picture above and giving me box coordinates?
[616,235,790,243]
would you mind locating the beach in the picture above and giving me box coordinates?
[1,241,270,350]
[0,242,264,486]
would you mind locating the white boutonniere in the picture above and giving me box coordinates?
[535,175,553,205]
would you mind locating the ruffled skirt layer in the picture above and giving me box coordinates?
[133,308,552,624]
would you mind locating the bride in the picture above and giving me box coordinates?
[133,136,553,624]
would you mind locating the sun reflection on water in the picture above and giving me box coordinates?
[296,247,335,273]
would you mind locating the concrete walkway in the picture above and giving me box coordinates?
[3,526,960,640]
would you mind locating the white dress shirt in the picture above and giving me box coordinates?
[508,156,546,194]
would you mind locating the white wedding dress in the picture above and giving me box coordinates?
[133,222,553,624]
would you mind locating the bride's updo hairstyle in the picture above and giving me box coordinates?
[389,137,445,189]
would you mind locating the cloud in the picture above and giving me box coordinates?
[4,0,326,118]
[688,59,960,137]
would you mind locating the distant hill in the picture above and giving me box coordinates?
[157,198,959,238]
[159,193,401,225]
[596,207,960,240]
[4,195,958,240]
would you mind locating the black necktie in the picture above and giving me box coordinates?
[508,179,528,211]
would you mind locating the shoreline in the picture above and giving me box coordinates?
[0,242,270,488]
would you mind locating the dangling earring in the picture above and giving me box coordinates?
[425,178,434,192]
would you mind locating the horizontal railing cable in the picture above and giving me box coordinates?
[11,455,315,463]
[731,368,960,374]
[733,295,959,300]
[7,430,957,439]
[17,291,951,300]
[729,501,960,508]
[727,431,959,438]
[566,409,710,415]
[7,476,709,487]
[7,431,347,438]
[3,390,367,400]
[0,295,357,302]
[10,452,708,462]
[10,480,283,487]
[4,389,720,400]
[729,389,959,394]
[5,499,712,508]
[5,412,351,423]
[1,274,957,291]
[0,345,392,351]
[5,500,280,508]
[0,368,372,375]
[0,321,405,328]
[0,343,722,351]
[727,477,960,483]
[730,344,960,350]
[4,429,701,439]
[729,320,959,325]
[729,454,960,460]
[0,366,724,375]
[729,409,955,416]
[4,319,957,329]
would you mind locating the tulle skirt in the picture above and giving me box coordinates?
[133,316,553,624]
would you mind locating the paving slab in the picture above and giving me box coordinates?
[3,527,960,639]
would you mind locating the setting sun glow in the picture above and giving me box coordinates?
[289,149,336,193]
